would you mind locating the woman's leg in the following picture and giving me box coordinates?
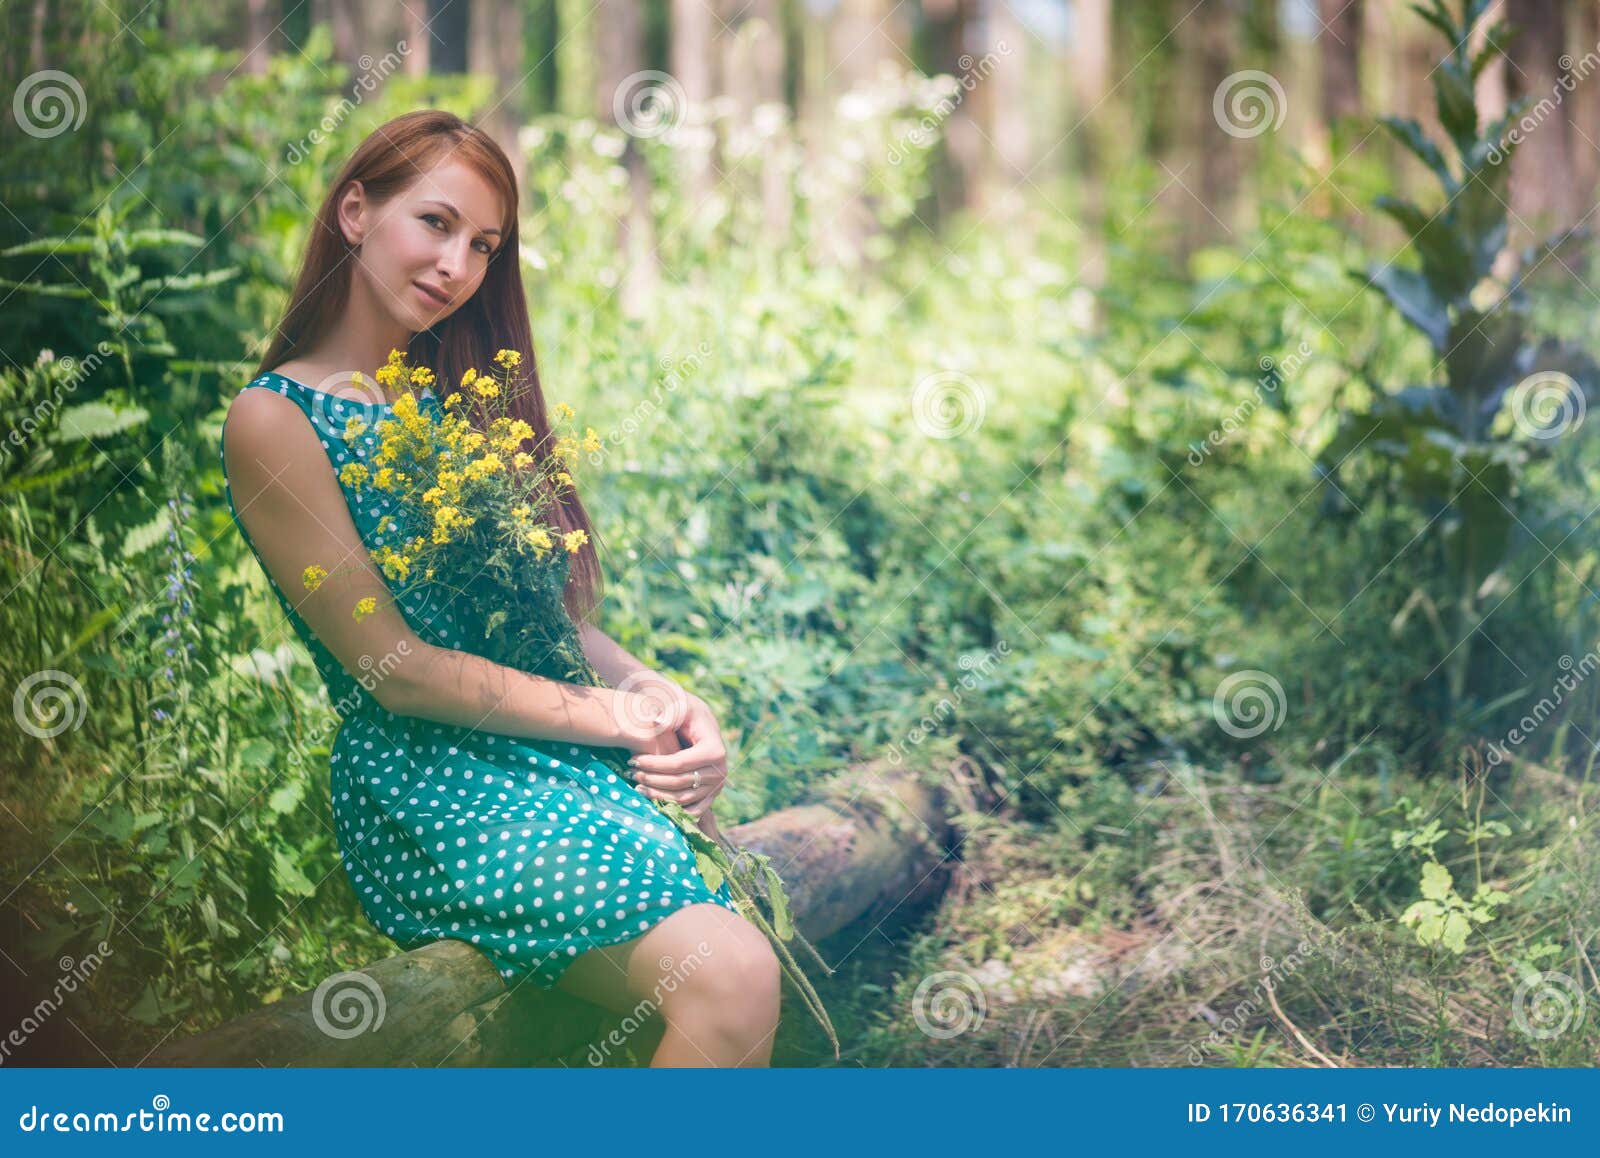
[555,902,781,1067]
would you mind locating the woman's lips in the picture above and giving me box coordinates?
[414,281,450,307]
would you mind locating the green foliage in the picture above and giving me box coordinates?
[1316,0,1599,714]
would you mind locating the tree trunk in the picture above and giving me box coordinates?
[242,0,273,75]
[671,0,717,209]
[596,0,657,319]
[468,0,526,197]
[1070,0,1113,303]
[403,1,430,75]
[1505,0,1578,232]
[557,0,596,118]
[1317,0,1363,123]
[1569,0,1599,221]
[146,760,953,1067]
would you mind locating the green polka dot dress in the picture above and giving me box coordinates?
[220,370,737,987]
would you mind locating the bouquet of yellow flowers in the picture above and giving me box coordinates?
[303,347,837,1053]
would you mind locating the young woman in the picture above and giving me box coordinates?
[219,109,780,1066]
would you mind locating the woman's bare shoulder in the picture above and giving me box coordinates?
[223,378,316,468]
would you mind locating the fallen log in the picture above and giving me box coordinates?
[147,759,954,1066]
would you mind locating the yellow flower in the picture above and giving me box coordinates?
[523,527,552,555]
[493,348,522,369]
[421,485,445,506]
[461,367,478,387]
[513,452,534,469]
[302,564,328,592]
[375,514,394,534]
[343,416,368,439]
[376,364,400,388]
[353,595,377,621]
[338,462,370,491]
[510,504,532,520]
[563,529,589,554]
[581,427,602,455]
[556,471,573,487]
[374,467,396,490]
[508,419,534,442]
[553,402,575,422]
[444,391,467,409]
[369,546,413,583]
[472,379,500,399]
[393,393,419,420]
[411,366,435,388]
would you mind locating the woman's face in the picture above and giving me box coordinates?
[338,154,506,331]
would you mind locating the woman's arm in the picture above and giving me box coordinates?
[223,388,671,755]
[577,621,665,689]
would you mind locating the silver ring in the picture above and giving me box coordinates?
[692,768,702,789]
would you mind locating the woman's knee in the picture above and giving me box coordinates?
[654,910,780,1019]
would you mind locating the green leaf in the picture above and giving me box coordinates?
[238,738,276,769]
[1432,66,1478,148]
[267,779,305,814]
[272,850,316,898]
[119,510,172,559]
[50,401,149,444]
[1440,910,1472,953]
[1380,117,1455,192]
[763,861,795,941]
[694,850,724,894]
[0,234,97,258]
[1375,196,1475,300]
[1419,859,1453,902]
[1364,265,1449,350]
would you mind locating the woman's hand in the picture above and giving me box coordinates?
[625,693,729,824]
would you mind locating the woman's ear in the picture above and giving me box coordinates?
[336,179,367,248]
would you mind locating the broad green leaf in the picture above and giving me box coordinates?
[1419,859,1453,902]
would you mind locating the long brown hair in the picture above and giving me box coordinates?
[255,109,604,623]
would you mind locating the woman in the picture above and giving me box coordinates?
[219,109,780,1066]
